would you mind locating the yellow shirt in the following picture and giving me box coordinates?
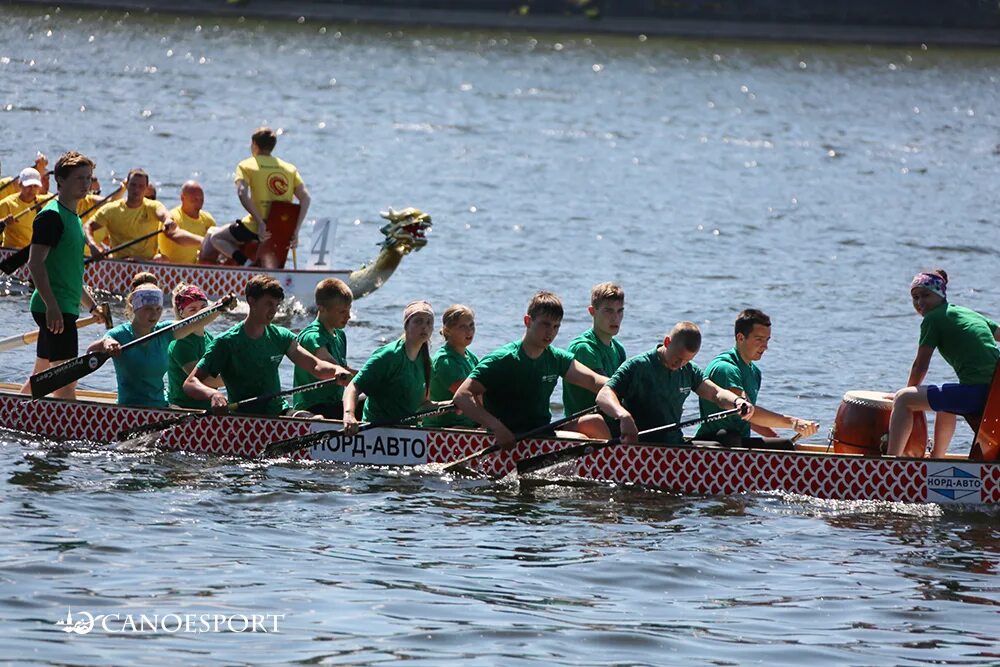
[0,192,43,248]
[159,206,216,264]
[90,198,165,259]
[234,155,303,234]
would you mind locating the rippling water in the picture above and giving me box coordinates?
[1,6,998,664]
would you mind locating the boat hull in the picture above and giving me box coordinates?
[0,248,350,303]
[1,389,996,506]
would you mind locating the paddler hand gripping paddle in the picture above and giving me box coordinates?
[29,294,237,399]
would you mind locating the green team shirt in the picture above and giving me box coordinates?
[196,322,296,416]
[29,200,85,316]
[107,321,173,408]
[467,340,575,434]
[425,343,479,428]
[919,303,1000,385]
[562,327,626,415]
[292,319,347,410]
[697,346,760,438]
[605,347,705,445]
[351,338,428,425]
[167,331,214,409]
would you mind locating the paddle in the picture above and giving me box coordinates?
[0,303,112,353]
[515,408,742,477]
[439,404,600,473]
[262,402,456,458]
[29,294,236,399]
[115,374,355,441]
[0,185,125,275]
[83,227,163,265]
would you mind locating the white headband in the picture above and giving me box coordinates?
[131,288,163,311]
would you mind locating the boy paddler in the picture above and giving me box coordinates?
[24,151,105,399]
[183,275,351,415]
[562,282,626,416]
[453,291,611,449]
[696,309,819,446]
[292,278,355,418]
[596,322,754,445]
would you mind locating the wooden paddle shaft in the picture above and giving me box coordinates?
[0,313,103,352]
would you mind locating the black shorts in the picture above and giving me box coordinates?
[31,310,79,362]
[305,400,345,420]
[229,220,259,244]
[697,431,796,452]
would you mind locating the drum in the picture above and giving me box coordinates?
[829,390,927,458]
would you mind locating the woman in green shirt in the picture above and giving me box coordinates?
[166,283,225,409]
[425,304,479,429]
[887,269,1000,457]
[342,300,442,434]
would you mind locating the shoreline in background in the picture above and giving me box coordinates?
[3,0,1000,47]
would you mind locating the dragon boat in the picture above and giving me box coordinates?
[1,384,996,506]
[0,208,432,303]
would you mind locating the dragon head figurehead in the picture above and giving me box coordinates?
[378,207,431,255]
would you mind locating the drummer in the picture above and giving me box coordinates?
[887,270,1000,457]
[696,309,819,447]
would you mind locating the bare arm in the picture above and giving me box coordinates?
[184,366,228,413]
[181,360,224,388]
[564,360,606,394]
[161,207,202,247]
[994,326,1000,343]
[26,244,63,334]
[905,345,934,387]
[293,183,310,229]
[453,377,516,448]
[694,378,754,421]
[236,179,265,231]
[596,384,639,445]
[83,218,106,256]
[286,340,351,381]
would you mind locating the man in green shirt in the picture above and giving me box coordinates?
[292,277,355,417]
[597,322,754,445]
[696,309,819,447]
[184,275,351,416]
[25,151,105,399]
[453,291,610,449]
[563,282,627,416]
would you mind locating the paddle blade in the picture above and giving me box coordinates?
[30,352,108,398]
[0,246,29,275]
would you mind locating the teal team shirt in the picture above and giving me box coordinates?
[605,347,705,445]
[425,343,479,428]
[562,328,626,416]
[197,322,296,415]
[696,346,760,438]
[467,340,575,434]
[292,319,348,410]
[107,321,173,408]
[351,338,428,425]
[919,303,1000,385]
[167,332,214,409]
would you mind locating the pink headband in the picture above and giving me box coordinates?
[910,272,946,300]
[174,285,208,312]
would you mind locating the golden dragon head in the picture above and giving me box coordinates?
[378,207,432,254]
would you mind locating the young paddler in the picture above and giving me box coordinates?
[166,284,224,409]
[887,270,1000,457]
[453,291,611,449]
[696,309,819,446]
[562,283,627,416]
[291,278,355,418]
[24,151,105,400]
[88,279,230,408]
[424,304,479,429]
[596,322,754,446]
[184,275,351,416]
[341,301,445,435]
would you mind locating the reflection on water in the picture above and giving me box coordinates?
[1,4,1000,665]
